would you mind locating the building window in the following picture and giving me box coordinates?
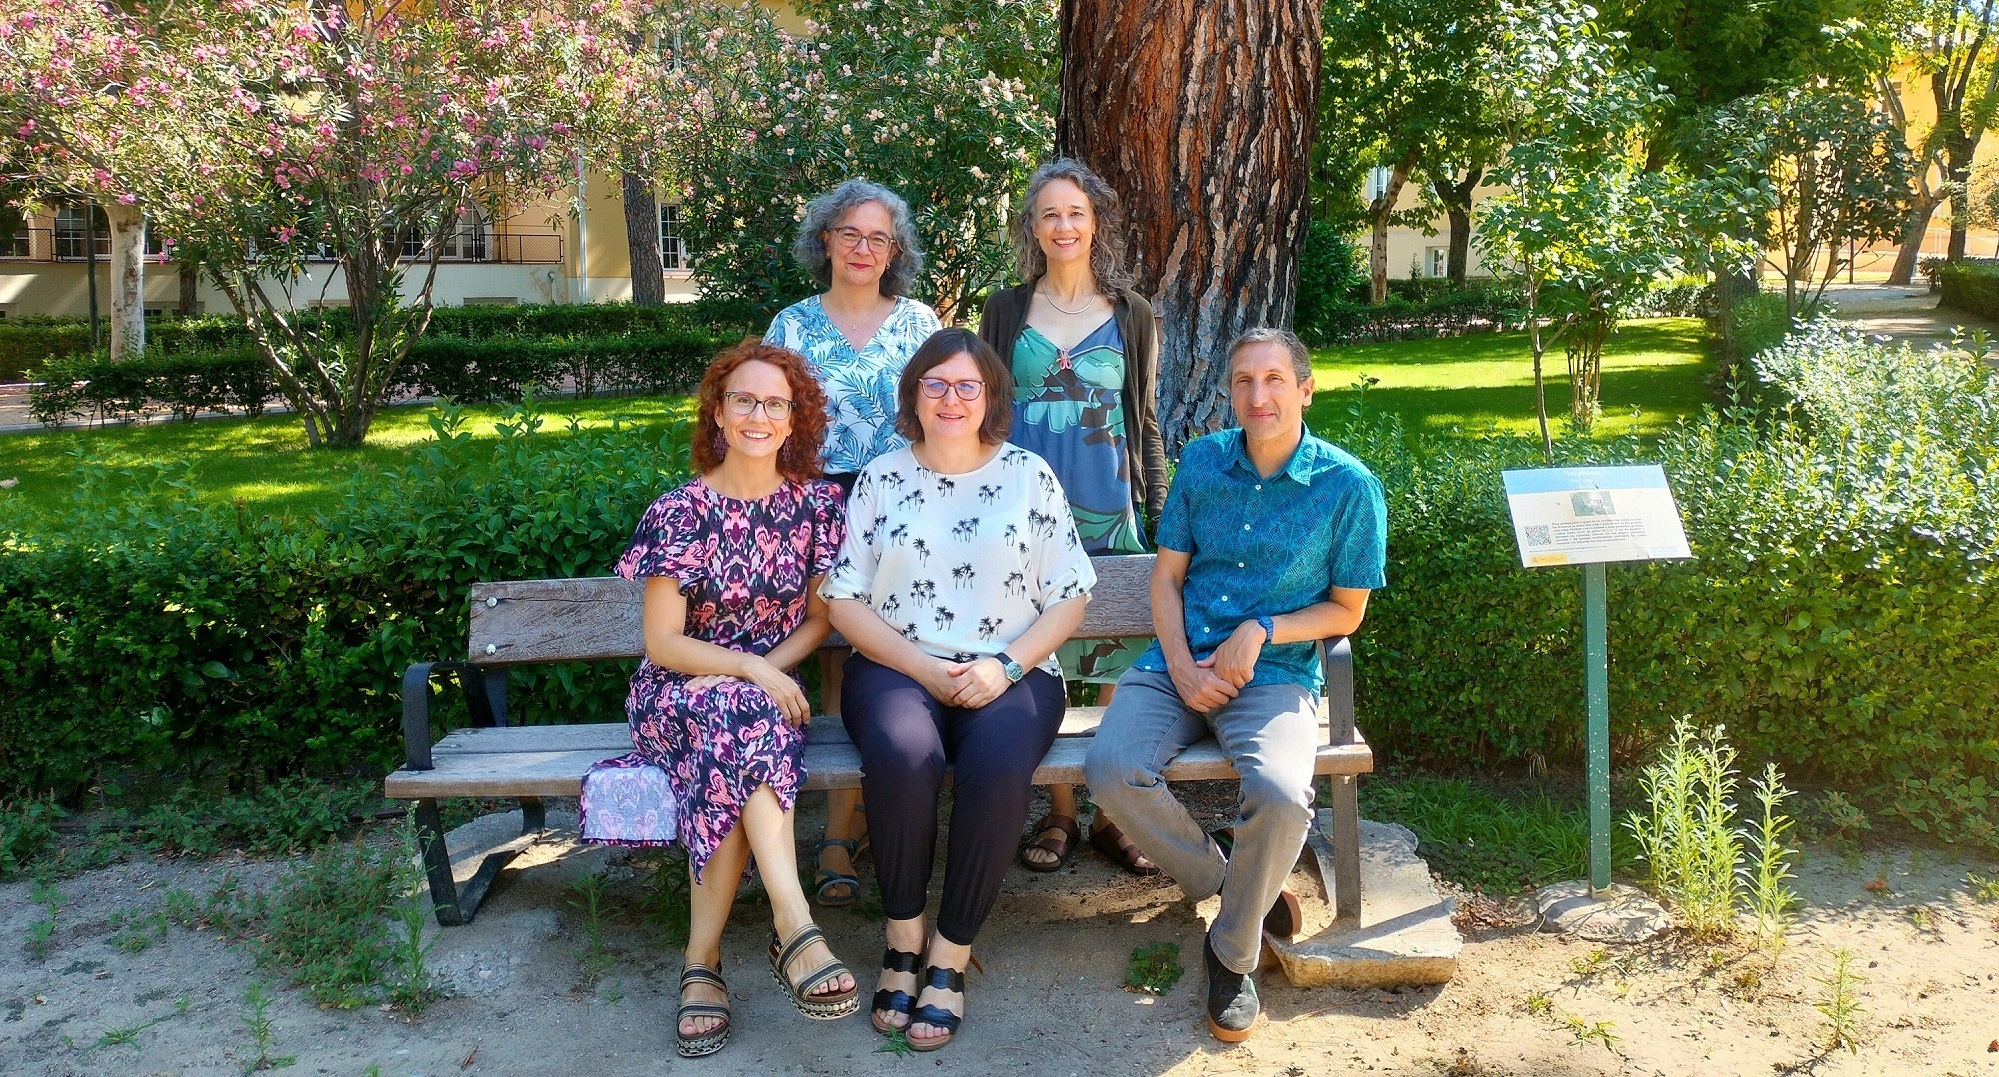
[660,203,688,271]
[54,204,110,260]
[391,207,489,262]
[1364,166,1394,206]
[0,208,28,259]
[1427,247,1448,278]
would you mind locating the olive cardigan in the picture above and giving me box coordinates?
[977,283,1171,521]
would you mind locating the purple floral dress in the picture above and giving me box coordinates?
[581,477,844,883]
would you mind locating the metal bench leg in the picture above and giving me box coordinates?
[1328,774,1362,925]
[414,797,530,927]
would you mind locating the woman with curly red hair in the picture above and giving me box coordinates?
[580,341,858,1056]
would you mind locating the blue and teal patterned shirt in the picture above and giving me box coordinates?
[1132,426,1387,693]
[764,295,943,475]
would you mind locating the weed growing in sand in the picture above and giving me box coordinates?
[1124,941,1184,995]
[1966,872,1999,903]
[876,1028,916,1057]
[1627,721,1742,937]
[631,848,693,945]
[1561,1012,1620,1052]
[1745,764,1799,951]
[1525,990,1554,1016]
[109,908,169,954]
[1812,947,1865,1053]
[24,879,64,958]
[571,872,617,985]
[87,993,189,1054]
[239,980,297,1072]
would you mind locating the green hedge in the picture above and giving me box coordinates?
[26,327,738,424]
[3,320,1994,844]
[1937,259,1999,319]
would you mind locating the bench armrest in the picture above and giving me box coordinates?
[401,661,506,772]
[1320,637,1355,746]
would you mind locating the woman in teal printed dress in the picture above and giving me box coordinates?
[978,158,1170,877]
[765,179,944,908]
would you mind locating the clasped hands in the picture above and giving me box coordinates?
[915,656,1013,709]
[1169,618,1265,713]
[683,654,812,726]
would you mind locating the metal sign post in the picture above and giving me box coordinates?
[1501,465,1691,897]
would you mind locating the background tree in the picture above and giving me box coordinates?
[648,0,1053,324]
[0,0,633,447]
[1710,90,1917,319]
[1316,0,1503,301]
[1059,0,1324,448]
[1878,1,1999,277]
[1477,0,1684,454]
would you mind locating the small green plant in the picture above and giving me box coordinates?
[1744,763,1799,951]
[1525,990,1554,1016]
[240,980,298,1072]
[384,813,437,1016]
[1908,905,1933,932]
[570,872,616,985]
[1966,872,1999,903]
[0,799,62,880]
[1626,720,1742,937]
[1561,1012,1620,1052]
[631,848,692,945]
[109,908,170,954]
[876,1028,916,1057]
[25,879,64,958]
[88,994,190,1055]
[1810,791,1871,846]
[1568,948,1611,978]
[1812,947,1865,1053]
[1124,941,1184,995]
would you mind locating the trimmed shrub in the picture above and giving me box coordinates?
[1301,282,1527,347]
[3,322,1992,846]
[1937,258,1999,319]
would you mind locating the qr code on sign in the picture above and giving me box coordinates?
[1525,524,1552,546]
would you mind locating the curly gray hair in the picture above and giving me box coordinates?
[1010,157,1134,298]
[792,179,924,297]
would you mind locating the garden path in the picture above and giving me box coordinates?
[1821,281,1999,354]
[4,789,1996,1076]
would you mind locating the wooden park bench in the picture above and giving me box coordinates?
[384,554,1373,928]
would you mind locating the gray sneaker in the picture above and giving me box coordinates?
[1203,934,1260,1042]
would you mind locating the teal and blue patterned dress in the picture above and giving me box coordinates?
[1008,317,1151,683]
[764,295,944,476]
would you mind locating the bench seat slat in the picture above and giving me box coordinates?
[384,724,1370,800]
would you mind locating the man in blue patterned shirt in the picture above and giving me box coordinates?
[1085,327,1387,1043]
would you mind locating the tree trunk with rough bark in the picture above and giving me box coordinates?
[1058,0,1324,450]
[622,171,664,306]
[1889,190,1940,286]
[1367,150,1416,303]
[1432,166,1482,287]
[104,201,146,360]
[177,257,199,315]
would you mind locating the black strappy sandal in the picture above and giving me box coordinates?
[908,964,968,1052]
[870,946,921,1034]
[814,838,862,908]
[675,964,731,1057]
[767,924,861,1020]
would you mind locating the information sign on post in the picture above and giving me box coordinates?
[1501,465,1691,893]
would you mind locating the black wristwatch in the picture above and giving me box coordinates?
[994,652,1026,683]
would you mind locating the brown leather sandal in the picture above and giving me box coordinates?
[1018,813,1079,872]
[1088,817,1161,877]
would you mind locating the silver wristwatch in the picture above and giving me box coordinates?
[994,651,1026,683]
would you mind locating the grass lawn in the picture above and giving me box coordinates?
[0,395,695,521]
[1305,317,1712,441]
[1,317,1712,522]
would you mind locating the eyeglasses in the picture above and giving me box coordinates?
[918,378,984,401]
[722,391,794,420]
[829,226,897,253]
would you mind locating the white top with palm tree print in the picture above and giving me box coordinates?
[763,294,944,475]
[819,445,1097,677]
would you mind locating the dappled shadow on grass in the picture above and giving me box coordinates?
[0,395,696,522]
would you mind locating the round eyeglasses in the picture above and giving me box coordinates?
[918,378,985,401]
[722,391,794,420]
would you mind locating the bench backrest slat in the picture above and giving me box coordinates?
[469,553,1161,665]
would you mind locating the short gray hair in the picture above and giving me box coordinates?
[1227,327,1313,383]
[792,178,924,297]
[1010,157,1134,297]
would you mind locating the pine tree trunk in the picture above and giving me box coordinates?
[1058,0,1324,451]
[622,172,664,307]
[1888,191,1938,287]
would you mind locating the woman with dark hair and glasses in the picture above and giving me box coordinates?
[765,178,943,908]
[979,157,1168,878]
[579,342,857,1057]
[821,327,1096,1052]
